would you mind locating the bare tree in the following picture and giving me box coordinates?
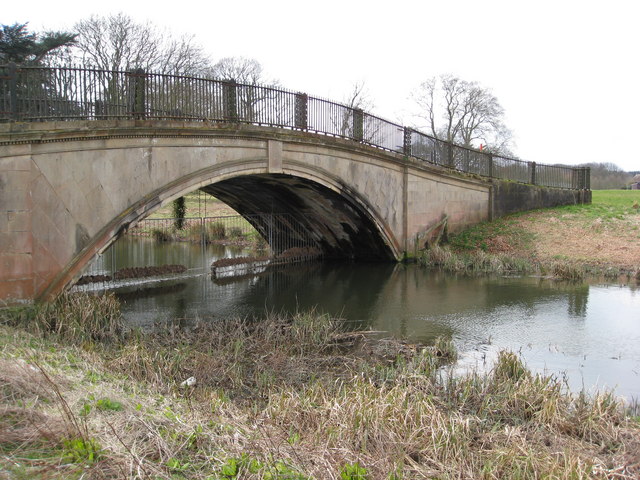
[44,14,215,119]
[336,81,373,137]
[52,13,211,75]
[207,57,279,123]
[458,84,504,146]
[343,81,374,111]
[208,57,270,85]
[324,80,383,143]
[414,75,464,143]
[413,75,513,154]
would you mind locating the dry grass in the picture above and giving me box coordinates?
[420,244,534,275]
[430,190,640,280]
[1,294,639,479]
[0,291,124,344]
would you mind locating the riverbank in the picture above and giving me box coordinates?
[1,293,639,479]
[422,190,640,280]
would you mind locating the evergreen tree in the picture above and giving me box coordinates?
[0,23,76,64]
[172,197,186,230]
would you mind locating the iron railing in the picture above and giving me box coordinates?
[0,63,590,190]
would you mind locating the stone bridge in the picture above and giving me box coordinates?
[0,120,589,303]
[0,63,591,303]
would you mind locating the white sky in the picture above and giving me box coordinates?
[5,0,640,171]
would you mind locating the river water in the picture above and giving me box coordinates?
[83,237,640,401]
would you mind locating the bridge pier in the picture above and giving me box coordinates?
[1,148,33,301]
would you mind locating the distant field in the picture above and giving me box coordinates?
[591,189,640,212]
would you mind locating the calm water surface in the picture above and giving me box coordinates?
[88,237,640,400]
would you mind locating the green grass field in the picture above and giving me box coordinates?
[431,190,640,278]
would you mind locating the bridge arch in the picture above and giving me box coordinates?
[5,123,419,301]
[96,161,401,263]
[55,164,399,299]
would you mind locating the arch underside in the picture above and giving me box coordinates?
[201,174,395,261]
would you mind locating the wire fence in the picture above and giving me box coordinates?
[72,213,319,291]
[0,63,589,190]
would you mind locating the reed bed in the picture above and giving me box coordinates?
[418,244,640,282]
[419,244,535,275]
[1,293,638,479]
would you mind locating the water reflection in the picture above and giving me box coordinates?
[87,237,250,278]
[568,286,589,317]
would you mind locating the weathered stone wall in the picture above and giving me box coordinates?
[405,164,489,253]
[491,180,591,219]
[0,145,33,302]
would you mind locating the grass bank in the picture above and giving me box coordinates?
[1,293,639,479]
[148,192,240,220]
[420,190,640,281]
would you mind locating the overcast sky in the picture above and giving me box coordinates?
[5,0,639,171]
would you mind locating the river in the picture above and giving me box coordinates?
[79,236,640,401]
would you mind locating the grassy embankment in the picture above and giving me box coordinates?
[421,190,640,281]
[1,293,639,479]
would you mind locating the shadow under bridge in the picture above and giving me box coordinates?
[203,174,395,261]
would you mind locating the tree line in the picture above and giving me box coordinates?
[0,16,274,92]
[579,163,636,190]
[1,15,635,184]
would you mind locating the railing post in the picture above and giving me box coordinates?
[529,161,537,185]
[294,92,308,130]
[487,153,494,178]
[94,100,104,120]
[8,62,18,121]
[127,68,146,119]
[573,167,586,190]
[403,127,412,156]
[584,167,590,190]
[463,149,470,172]
[353,108,364,142]
[223,80,238,122]
[135,69,146,119]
